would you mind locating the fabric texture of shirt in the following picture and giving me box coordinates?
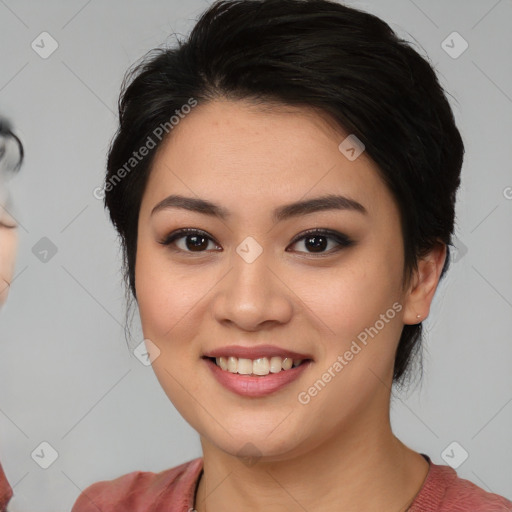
[0,463,12,512]
[2,454,511,511]
[68,454,512,512]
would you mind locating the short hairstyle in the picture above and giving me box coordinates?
[104,0,464,386]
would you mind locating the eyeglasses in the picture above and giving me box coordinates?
[0,117,24,176]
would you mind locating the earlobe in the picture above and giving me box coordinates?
[402,243,447,325]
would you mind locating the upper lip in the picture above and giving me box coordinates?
[203,344,313,361]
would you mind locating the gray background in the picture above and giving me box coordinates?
[0,0,511,510]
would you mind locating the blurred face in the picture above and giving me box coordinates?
[0,187,17,306]
[135,100,422,460]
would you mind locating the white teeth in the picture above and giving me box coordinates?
[282,357,293,370]
[253,357,270,375]
[212,355,305,376]
[227,356,237,373]
[237,358,253,375]
[269,356,282,373]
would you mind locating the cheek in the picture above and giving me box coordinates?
[0,228,18,304]
[135,242,215,430]
[298,242,406,392]
[293,258,405,422]
[304,250,403,333]
[134,241,211,345]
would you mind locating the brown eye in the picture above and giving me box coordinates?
[181,233,211,251]
[160,228,221,253]
[288,229,353,255]
[302,234,330,253]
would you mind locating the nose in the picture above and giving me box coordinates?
[211,244,294,332]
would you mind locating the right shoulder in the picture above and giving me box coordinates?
[71,457,203,512]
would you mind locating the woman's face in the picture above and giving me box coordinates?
[135,100,434,460]
[0,188,17,306]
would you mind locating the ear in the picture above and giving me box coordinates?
[402,242,447,325]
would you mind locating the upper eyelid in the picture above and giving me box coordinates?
[289,228,351,243]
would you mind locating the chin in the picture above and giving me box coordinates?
[198,414,313,462]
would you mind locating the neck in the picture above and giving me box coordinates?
[194,399,429,512]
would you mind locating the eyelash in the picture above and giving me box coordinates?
[159,228,354,256]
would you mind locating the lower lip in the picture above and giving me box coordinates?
[204,358,312,398]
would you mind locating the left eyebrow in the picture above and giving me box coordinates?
[272,194,367,223]
[150,193,367,222]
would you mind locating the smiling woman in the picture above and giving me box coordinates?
[65,0,511,511]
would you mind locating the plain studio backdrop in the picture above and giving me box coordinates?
[0,0,511,510]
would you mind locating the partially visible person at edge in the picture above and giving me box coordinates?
[3,1,512,511]
[0,116,23,511]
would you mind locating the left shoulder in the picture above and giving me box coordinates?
[410,457,512,512]
[439,464,512,511]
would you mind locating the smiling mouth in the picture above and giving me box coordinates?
[203,356,311,377]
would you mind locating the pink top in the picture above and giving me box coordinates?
[70,454,512,511]
[0,464,12,512]
[2,455,511,511]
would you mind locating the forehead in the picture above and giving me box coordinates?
[143,100,393,218]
